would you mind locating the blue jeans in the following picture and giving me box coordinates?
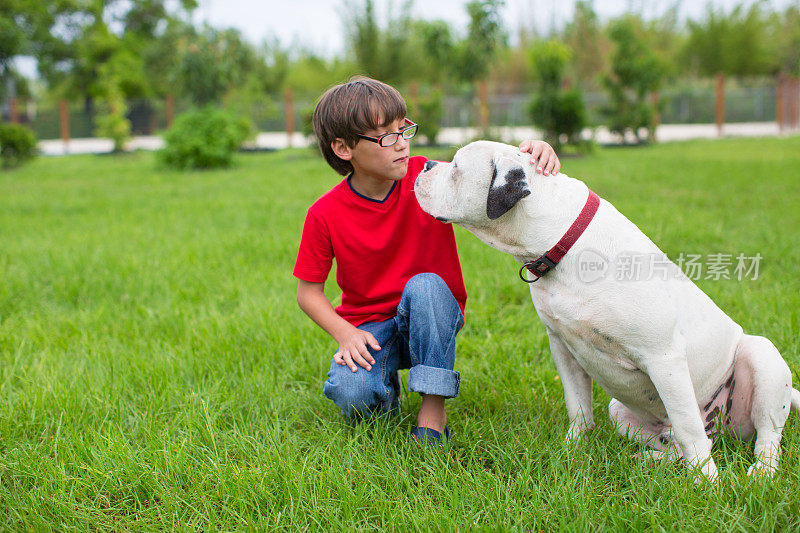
[323,273,464,422]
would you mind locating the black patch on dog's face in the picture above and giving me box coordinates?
[486,162,531,220]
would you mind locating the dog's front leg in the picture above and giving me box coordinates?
[546,328,595,442]
[642,353,718,482]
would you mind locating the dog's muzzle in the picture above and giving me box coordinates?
[423,160,438,172]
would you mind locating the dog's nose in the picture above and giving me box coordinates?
[423,160,438,172]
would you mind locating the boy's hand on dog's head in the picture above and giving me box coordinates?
[334,327,380,372]
[519,140,561,176]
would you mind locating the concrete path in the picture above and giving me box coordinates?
[37,122,790,156]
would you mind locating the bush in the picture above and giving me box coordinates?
[529,88,587,148]
[159,107,252,170]
[95,96,131,153]
[602,17,665,143]
[0,123,37,169]
[414,90,444,145]
[528,40,587,150]
[300,105,315,139]
[93,56,135,153]
[96,111,132,152]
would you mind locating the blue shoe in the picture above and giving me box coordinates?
[411,425,451,446]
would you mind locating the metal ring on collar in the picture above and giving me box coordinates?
[519,263,539,283]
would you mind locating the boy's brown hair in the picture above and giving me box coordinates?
[312,76,407,176]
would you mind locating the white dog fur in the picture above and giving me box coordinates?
[414,140,799,481]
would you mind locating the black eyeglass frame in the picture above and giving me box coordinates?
[355,118,418,147]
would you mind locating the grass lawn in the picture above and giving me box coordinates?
[1,136,799,530]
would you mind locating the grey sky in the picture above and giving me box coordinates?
[194,0,793,56]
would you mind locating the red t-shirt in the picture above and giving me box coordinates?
[293,155,467,326]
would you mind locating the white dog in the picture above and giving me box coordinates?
[414,140,799,481]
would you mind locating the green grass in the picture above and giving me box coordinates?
[1,137,799,530]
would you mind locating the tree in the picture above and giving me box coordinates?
[683,4,775,78]
[724,4,774,77]
[0,1,28,101]
[413,19,456,85]
[19,1,196,98]
[25,0,198,147]
[284,50,349,96]
[527,40,587,150]
[347,0,381,78]
[645,1,682,73]
[175,29,234,105]
[453,0,507,132]
[772,4,800,75]
[455,0,507,84]
[94,77,131,152]
[562,1,607,89]
[602,16,665,143]
[173,26,286,112]
[341,0,415,85]
[126,1,198,99]
[0,0,75,102]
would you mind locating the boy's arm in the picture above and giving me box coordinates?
[296,279,379,373]
[519,140,561,176]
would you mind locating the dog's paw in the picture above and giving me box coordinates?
[565,420,595,444]
[632,449,669,462]
[688,456,719,485]
[747,460,778,479]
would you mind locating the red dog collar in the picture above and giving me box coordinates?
[519,190,600,283]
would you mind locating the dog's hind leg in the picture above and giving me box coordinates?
[733,334,794,478]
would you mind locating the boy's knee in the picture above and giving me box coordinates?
[404,273,448,299]
[401,273,460,320]
[323,368,384,419]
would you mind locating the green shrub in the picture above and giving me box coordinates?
[300,105,315,139]
[528,88,587,148]
[528,40,587,150]
[0,123,37,169]
[415,90,444,145]
[531,40,572,88]
[159,107,252,170]
[93,57,135,153]
[602,17,665,143]
[95,96,131,153]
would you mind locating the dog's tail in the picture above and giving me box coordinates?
[792,388,800,413]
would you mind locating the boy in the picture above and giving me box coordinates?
[294,76,560,445]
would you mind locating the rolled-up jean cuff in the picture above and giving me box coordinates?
[407,365,460,398]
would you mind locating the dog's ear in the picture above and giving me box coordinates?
[486,154,531,220]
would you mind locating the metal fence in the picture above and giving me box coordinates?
[1,83,790,140]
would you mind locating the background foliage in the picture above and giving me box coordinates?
[0,122,36,168]
[3,0,799,150]
[527,40,587,149]
[159,107,252,170]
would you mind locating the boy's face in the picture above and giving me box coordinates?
[333,117,411,182]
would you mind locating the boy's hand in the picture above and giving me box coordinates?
[334,327,380,372]
[519,140,561,176]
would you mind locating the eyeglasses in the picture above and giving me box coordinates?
[355,118,418,147]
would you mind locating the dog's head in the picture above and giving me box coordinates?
[415,140,536,227]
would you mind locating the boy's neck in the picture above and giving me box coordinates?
[349,171,398,201]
